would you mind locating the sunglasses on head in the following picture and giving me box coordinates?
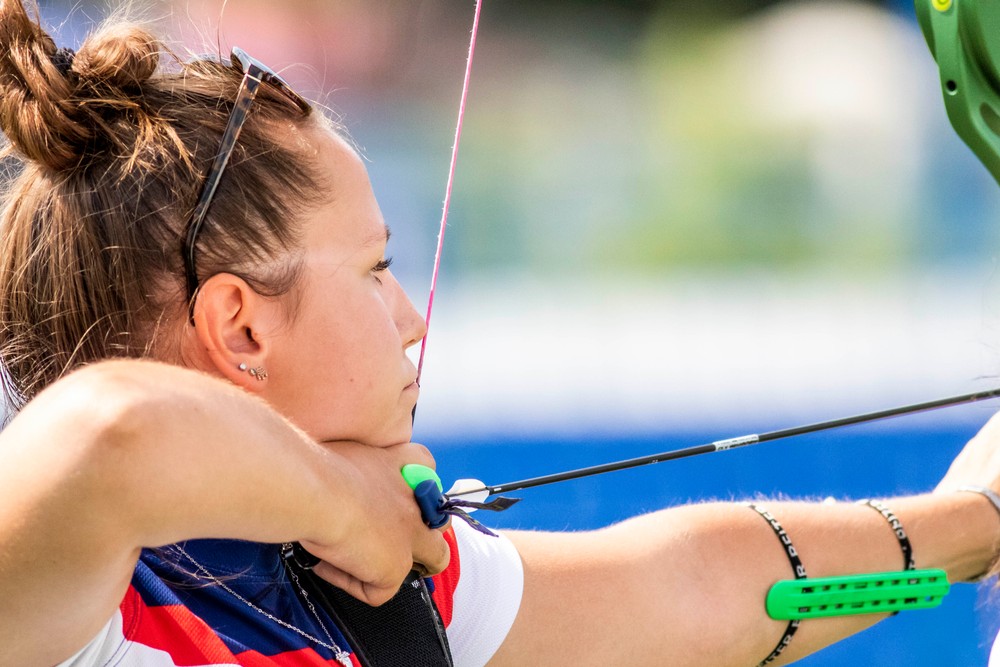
[182,47,311,319]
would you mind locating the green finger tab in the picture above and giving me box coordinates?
[401,463,443,492]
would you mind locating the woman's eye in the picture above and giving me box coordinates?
[371,256,393,284]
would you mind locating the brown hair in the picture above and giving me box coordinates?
[0,0,327,410]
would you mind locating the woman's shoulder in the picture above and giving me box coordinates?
[433,521,524,667]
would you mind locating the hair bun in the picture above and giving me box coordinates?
[0,1,164,171]
[0,0,90,170]
[73,24,160,90]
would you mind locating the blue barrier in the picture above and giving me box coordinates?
[426,411,999,665]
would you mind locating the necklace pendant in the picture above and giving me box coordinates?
[336,652,353,667]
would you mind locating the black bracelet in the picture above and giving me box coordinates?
[857,499,915,571]
[746,503,806,667]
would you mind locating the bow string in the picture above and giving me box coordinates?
[416,0,483,385]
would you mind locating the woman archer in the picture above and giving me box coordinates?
[1,1,999,665]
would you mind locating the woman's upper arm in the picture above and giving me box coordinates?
[0,366,146,664]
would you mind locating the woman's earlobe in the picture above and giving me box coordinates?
[188,274,272,390]
[236,362,269,381]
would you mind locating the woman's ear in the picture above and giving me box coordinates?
[189,273,276,391]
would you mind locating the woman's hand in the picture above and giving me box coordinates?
[301,440,451,606]
[936,409,1000,494]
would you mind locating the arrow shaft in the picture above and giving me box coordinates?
[451,387,1000,498]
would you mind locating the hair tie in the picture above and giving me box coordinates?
[51,47,76,76]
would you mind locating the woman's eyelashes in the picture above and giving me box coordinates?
[371,256,393,284]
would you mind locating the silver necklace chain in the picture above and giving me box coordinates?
[171,542,352,667]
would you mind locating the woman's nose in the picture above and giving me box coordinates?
[388,272,427,348]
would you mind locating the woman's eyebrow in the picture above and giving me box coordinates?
[364,224,391,247]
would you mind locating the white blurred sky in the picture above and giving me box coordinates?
[411,268,1000,437]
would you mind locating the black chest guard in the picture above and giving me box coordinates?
[285,556,454,667]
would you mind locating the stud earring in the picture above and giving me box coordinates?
[248,367,268,381]
[238,362,248,371]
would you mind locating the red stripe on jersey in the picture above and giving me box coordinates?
[121,585,242,664]
[430,527,460,628]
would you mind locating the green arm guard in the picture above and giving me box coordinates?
[766,568,950,620]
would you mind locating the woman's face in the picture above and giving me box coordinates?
[259,127,426,446]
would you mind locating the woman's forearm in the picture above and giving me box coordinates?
[0,360,445,665]
[499,492,999,667]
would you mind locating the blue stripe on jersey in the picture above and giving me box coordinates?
[137,540,353,661]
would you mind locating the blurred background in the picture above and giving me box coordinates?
[37,0,1000,663]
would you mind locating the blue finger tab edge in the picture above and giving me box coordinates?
[413,479,450,529]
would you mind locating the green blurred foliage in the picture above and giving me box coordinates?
[441,0,1000,277]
